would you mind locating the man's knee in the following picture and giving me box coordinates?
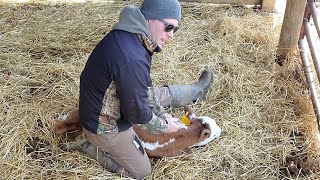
[129,163,152,179]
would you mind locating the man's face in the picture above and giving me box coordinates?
[147,19,179,49]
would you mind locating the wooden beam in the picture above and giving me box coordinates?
[261,0,276,12]
[179,0,261,5]
[276,0,308,62]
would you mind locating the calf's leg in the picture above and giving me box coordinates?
[53,108,81,135]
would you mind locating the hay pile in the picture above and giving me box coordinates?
[1,0,320,179]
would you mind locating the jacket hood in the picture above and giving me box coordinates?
[112,5,152,40]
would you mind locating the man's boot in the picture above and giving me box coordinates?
[61,139,130,177]
[164,70,213,107]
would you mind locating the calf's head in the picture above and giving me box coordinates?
[183,106,222,147]
[191,116,221,147]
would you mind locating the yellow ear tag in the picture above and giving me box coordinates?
[181,112,191,125]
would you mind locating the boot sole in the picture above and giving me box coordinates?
[198,70,213,101]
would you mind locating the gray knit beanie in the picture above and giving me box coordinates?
[140,0,181,22]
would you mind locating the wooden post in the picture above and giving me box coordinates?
[261,0,276,12]
[276,0,308,64]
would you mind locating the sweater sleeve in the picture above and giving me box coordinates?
[115,60,168,132]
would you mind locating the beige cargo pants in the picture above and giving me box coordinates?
[83,86,171,179]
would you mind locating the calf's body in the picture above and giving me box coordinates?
[54,107,221,157]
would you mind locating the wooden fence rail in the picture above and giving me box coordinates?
[179,0,275,12]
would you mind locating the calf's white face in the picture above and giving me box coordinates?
[192,116,221,147]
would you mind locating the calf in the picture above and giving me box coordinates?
[54,107,81,135]
[54,106,221,157]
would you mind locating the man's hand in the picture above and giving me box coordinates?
[163,113,181,133]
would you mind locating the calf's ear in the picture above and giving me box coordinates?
[183,105,196,120]
[200,129,211,140]
[184,105,195,114]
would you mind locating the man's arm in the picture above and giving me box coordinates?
[135,113,168,133]
[115,60,167,130]
[116,60,180,133]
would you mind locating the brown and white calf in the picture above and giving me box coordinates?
[54,106,221,157]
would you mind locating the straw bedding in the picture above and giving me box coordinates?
[1,0,320,179]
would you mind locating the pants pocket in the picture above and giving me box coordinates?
[132,135,145,155]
